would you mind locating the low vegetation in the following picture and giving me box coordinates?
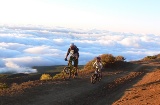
[40,72,64,80]
[84,54,126,71]
[0,52,146,91]
[0,83,8,89]
[40,74,52,80]
[1,53,160,91]
[142,54,160,61]
[53,72,64,79]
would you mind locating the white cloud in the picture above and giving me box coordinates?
[24,46,60,54]
[0,42,27,51]
[0,25,160,73]
[120,37,141,47]
[0,61,37,74]
[53,38,65,46]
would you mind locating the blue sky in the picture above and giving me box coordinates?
[0,0,160,34]
[0,0,160,73]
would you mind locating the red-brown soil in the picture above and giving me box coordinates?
[0,60,160,105]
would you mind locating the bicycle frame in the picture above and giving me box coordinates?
[90,68,102,84]
[63,56,77,79]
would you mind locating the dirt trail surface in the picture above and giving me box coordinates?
[0,61,160,105]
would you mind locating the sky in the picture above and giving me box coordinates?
[0,0,160,73]
[0,0,160,34]
[0,26,160,73]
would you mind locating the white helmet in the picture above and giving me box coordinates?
[70,43,74,47]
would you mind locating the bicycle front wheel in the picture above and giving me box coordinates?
[91,74,96,84]
[71,67,77,78]
[63,67,71,80]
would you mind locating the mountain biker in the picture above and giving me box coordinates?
[65,43,79,76]
[93,56,103,78]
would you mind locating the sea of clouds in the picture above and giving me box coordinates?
[0,25,160,73]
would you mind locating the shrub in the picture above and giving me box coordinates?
[100,54,115,66]
[53,72,64,79]
[84,54,118,70]
[142,55,157,61]
[115,56,126,61]
[40,74,52,80]
[0,83,8,89]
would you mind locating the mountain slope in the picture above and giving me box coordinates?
[0,60,160,105]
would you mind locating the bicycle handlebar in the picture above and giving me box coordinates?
[64,58,68,61]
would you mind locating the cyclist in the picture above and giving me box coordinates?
[93,56,103,78]
[65,43,79,76]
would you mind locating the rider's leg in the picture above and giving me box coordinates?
[68,56,73,66]
[94,68,98,78]
[98,69,102,78]
[74,58,78,76]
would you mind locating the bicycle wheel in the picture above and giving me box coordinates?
[98,74,101,82]
[63,67,71,80]
[91,74,96,84]
[71,67,77,78]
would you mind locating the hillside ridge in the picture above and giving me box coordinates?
[0,58,160,105]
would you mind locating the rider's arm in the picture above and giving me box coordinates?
[65,48,70,58]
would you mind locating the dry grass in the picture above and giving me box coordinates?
[0,83,8,89]
[1,53,160,96]
[40,74,52,80]
[84,54,126,70]
[142,54,160,61]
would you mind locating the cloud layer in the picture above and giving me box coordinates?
[0,25,160,73]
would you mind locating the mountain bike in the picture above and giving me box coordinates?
[90,68,102,84]
[63,56,77,80]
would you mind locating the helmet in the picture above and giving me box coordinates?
[96,57,101,60]
[70,43,75,49]
[70,43,74,47]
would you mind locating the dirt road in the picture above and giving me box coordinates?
[0,61,160,105]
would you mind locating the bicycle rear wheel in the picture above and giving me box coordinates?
[98,75,101,82]
[63,67,71,80]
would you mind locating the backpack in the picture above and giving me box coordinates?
[75,45,79,52]
[74,45,79,57]
[69,45,79,57]
[71,45,79,52]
